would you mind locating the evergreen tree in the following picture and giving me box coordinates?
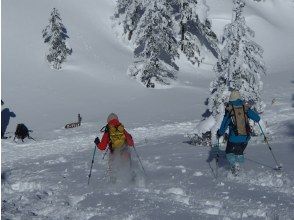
[112,0,220,87]
[128,1,179,88]
[189,0,266,145]
[208,0,266,118]
[42,8,72,70]
[113,0,220,87]
[179,0,218,66]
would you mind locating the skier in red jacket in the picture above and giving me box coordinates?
[94,113,134,183]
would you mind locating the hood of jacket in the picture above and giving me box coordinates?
[107,118,121,127]
[229,99,244,107]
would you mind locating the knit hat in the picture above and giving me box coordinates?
[229,90,241,101]
[107,113,118,123]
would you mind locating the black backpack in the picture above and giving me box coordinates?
[14,124,32,141]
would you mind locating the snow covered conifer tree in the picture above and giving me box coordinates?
[208,0,266,117]
[128,1,179,88]
[189,0,266,145]
[42,8,72,70]
[113,0,219,87]
[113,0,143,41]
[179,0,218,66]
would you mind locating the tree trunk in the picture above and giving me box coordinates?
[180,22,185,51]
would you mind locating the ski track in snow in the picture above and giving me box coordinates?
[2,120,198,165]
[2,89,294,219]
[2,112,294,219]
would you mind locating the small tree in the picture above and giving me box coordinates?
[42,8,72,70]
[129,1,179,87]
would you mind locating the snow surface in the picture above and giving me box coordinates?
[2,0,294,219]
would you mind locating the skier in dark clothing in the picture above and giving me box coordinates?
[1,107,16,139]
[78,114,82,126]
[217,90,260,174]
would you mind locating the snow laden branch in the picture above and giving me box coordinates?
[113,0,144,41]
[180,0,219,66]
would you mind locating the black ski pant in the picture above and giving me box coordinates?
[226,141,248,155]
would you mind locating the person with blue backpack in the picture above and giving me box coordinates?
[216,90,260,175]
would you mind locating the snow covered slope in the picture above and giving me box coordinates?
[1,0,209,133]
[2,0,294,132]
[2,0,294,219]
[2,121,294,219]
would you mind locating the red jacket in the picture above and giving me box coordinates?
[97,119,134,151]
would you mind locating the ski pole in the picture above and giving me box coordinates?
[28,136,36,141]
[245,156,276,170]
[215,137,220,178]
[88,145,97,185]
[258,122,282,170]
[132,145,146,176]
[208,161,217,179]
[102,147,108,160]
[208,138,220,180]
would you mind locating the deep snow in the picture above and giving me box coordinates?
[1,0,294,219]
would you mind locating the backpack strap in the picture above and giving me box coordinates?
[220,103,234,135]
[225,103,234,123]
[100,125,114,153]
[242,105,251,138]
[231,105,239,135]
[225,103,233,113]
[100,125,108,133]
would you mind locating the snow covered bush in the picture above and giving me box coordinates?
[42,8,72,70]
[189,0,266,146]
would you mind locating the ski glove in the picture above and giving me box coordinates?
[216,130,221,138]
[94,137,100,145]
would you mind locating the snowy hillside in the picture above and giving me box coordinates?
[1,0,211,133]
[2,0,294,219]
